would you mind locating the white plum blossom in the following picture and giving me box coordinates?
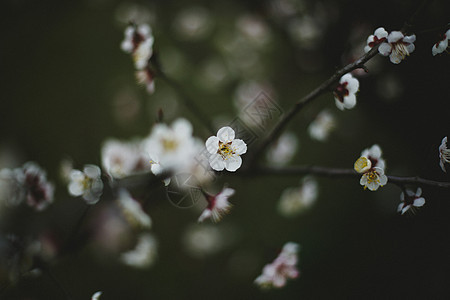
[132,38,154,70]
[120,233,158,268]
[398,187,425,215]
[432,29,450,56]
[266,132,298,166]
[117,189,152,229]
[354,157,387,191]
[254,242,300,289]
[334,73,359,110]
[278,177,318,217]
[68,165,103,205]
[205,126,247,172]
[145,118,201,174]
[308,110,336,141]
[364,27,388,53]
[361,144,386,171]
[198,187,235,222]
[101,138,151,180]
[439,136,450,172]
[378,31,416,64]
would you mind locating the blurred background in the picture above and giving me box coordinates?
[1,0,450,298]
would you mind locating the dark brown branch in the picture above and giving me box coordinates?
[246,46,380,167]
[245,165,450,189]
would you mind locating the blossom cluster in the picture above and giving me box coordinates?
[354,144,387,191]
[121,23,156,93]
[365,27,416,64]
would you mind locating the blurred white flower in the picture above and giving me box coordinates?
[101,138,151,179]
[198,187,235,223]
[397,187,425,215]
[121,24,153,54]
[278,177,318,217]
[334,73,359,110]
[0,168,25,207]
[354,157,387,191]
[132,38,154,70]
[120,233,158,268]
[68,164,103,205]
[378,31,416,64]
[432,29,450,56]
[91,291,102,300]
[22,162,54,211]
[287,15,323,49]
[145,118,201,174]
[308,110,336,141]
[266,132,298,166]
[117,189,151,229]
[364,27,388,53]
[183,224,223,258]
[254,242,300,289]
[236,14,271,46]
[173,7,213,40]
[439,136,450,172]
[205,126,247,172]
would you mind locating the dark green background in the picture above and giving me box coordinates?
[1,0,450,298]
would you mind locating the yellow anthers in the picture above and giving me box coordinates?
[218,142,235,160]
[162,138,178,151]
[354,157,371,173]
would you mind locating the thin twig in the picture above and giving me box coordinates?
[245,165,450,189]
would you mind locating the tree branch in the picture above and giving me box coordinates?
[245,165,450,189]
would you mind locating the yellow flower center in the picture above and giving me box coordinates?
[393,42,410,59]
[218,142,235,160]
[162,138,178,151]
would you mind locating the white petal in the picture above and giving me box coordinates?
[231,139,247,155]
[364,45,372,53]
[403,34,416,44]
[413,197,425,207]
[389,52,402,64]
[379,174,388,186]
[205,136,220,154]
[402,205,410,215]
[172,118,193,137]
[360,175,367,186]
[198,209,212,222]
[405,43,415,54]
[388,31,404,43]
[378,43,392,56]
[346,77,359,94]
[334,98,345,111]
[415,187,422,197]
[343,94,356,109]
[217,126,235,143]
[397,203,404,212]
[209,154,225,171]
[68,182,84,196]
[374,27,388,39]
[84,165,101,179]
[340,73,353,84]
[225,156,242,172]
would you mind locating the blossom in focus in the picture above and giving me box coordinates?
[205,126,247,172]
[22,162,55,211]
[334,73,359,110]
[198,187,234,222]
[432,29,450,56]
[354,157,387,191]
[397,187,425,215]
[364,27,388,53]
[144,118,201,173]
[120,233,158,268]
[439,136,450,172]
[378,31,416,64]
[278,177,318,217]
[254,242,300,289]
[117,189,152,229]
[308,110,336,141]
[101,138,151,180]
[266,132,298,166]
[68,164,103,205]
